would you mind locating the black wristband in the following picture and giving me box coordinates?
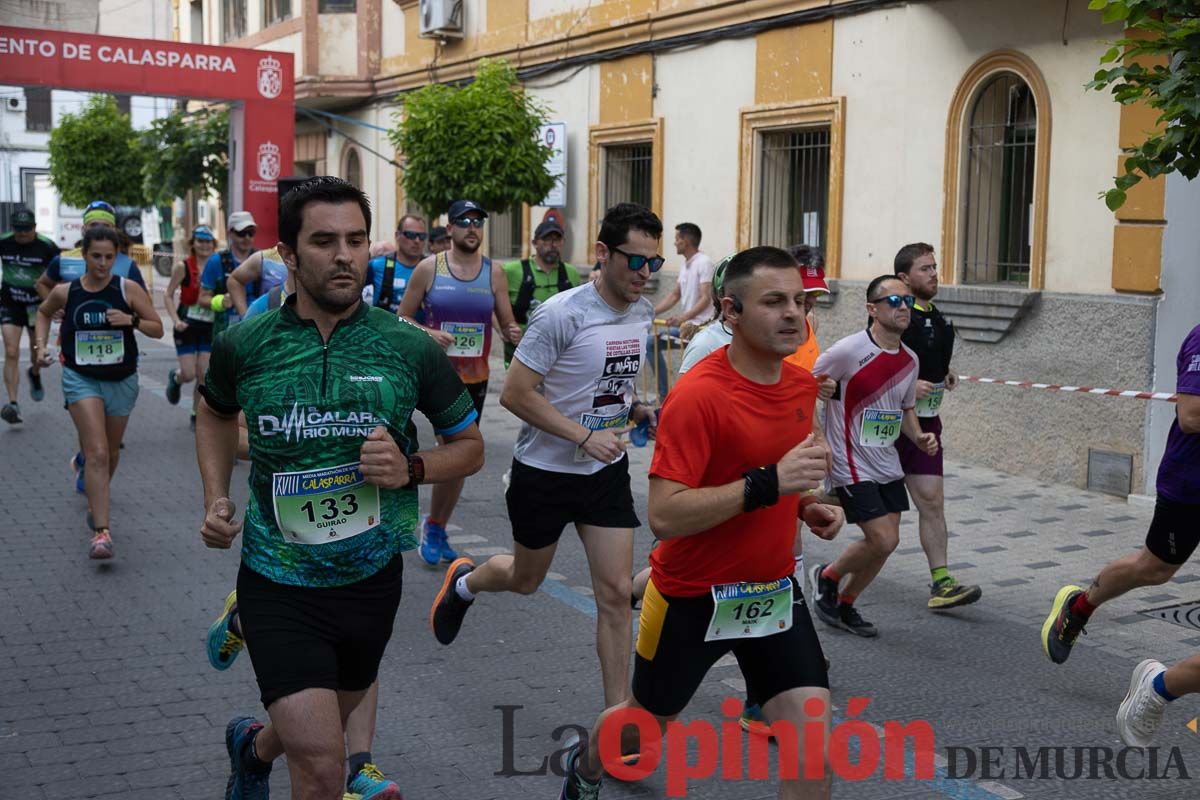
[742,464,780,512]
[129,312,140,330]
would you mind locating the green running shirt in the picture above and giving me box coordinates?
[204,296,477,587]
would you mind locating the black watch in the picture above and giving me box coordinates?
[407,455,425,487]
[129,312,140,330]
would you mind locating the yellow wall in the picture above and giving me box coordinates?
[754,20,833,104]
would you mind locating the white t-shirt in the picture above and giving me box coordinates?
[676,252,715,325]
[512,282,656,474]
[678,322,732,374]
[813,329,918,488]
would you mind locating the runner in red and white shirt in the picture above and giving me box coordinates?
[808,274,938,638]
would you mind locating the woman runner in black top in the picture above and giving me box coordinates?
[35,226,163,560]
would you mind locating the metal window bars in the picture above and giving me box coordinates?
[757,128,831,249]
[962,72,1036,286]
[603,143,654,211]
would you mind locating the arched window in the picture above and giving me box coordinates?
[943,52,1051,289]
[343,146,362,190]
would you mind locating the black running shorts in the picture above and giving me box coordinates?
[1145,495,1200,566]
[834,478,910,524]
[506,456,640,550]
[631,576,828,718]
[236,556,403,709]
[465,380,488,423]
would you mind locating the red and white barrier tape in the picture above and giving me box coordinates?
[958,376,1177,403]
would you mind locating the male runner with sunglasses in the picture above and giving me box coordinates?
[809,275,938,637]
[398,200,522,565]
[198,211,258,335]
[430,202,660,712]
[365,215,428,313]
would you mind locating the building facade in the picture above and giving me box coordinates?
[178,0,1197,495]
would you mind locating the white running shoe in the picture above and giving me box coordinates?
[1117,658,1169,748]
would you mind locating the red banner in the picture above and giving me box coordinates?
[0,26,294,248]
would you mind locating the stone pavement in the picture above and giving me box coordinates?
[1,331,1198,799]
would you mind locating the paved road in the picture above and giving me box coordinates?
[2,330,1198,799]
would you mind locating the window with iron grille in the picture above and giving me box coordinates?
[264,0,292,26]
[343,147,362,190]
[755,128,830,251]
[222,0,247,42]
[602,142,653,211]
[319,0,356,11]
[488,208,523,261]
[24,87,51,132]
[961,72,1037,285]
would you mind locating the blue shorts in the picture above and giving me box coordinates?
[62,367,140,417]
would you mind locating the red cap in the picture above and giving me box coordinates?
[800,264,829,294]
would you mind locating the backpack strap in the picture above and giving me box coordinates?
[512,259,537,325]
[377,256,397,309]
[556,261,573,293]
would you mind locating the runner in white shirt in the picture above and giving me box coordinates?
[808,274,938,638]
[648,223,714,398]
[429,202,661,710]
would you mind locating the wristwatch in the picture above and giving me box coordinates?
[407,455,425,487]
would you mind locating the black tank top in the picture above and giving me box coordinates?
[61,276,138,380]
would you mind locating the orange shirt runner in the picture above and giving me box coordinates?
[648,347,818,597]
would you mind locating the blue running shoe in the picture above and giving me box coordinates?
[418,517,453,566]
[207,590,244,671]
[225,715,271,800]
[71,452,85,494]
[346,763,403,799]
[559,743,601,800]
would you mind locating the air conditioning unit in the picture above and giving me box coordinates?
[7,97,27,112]
[419,0,465,40]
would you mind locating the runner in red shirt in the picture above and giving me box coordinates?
[560,246,844,800]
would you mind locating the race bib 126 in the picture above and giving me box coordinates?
[272,462,381,545]
[443,322,486,358]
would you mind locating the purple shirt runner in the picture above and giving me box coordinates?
[1157,323,1200,503]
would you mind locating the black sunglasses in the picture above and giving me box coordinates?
[452,216,486,229]
[233,228,257,238]
[611,246,665,273]
[398,230,428,241]
[868,294,916,309]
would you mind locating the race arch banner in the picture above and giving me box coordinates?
[0,26,294,249]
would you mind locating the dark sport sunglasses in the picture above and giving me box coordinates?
[869,294,916,309]
[611,246,665,273]
[398,230,428,241]
[452,216,486,229]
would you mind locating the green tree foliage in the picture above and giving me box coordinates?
[1088,0,1200,209]
[48,94,147,208]
[390,59,556,217]
[141,106,230,208]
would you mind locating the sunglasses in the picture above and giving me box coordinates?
[868,294,916,309]
[233,228,257,238]
[398,231,428,241]
[611,246,665,273]
[452,217,486,229]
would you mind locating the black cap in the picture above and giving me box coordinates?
[534,220,564,239]
[429,225,448,241]
[447,200,487,220]
[11,208,35,230]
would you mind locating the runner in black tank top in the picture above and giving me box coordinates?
[34,227,163,561]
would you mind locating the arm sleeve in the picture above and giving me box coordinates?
[199,327,241,415]
[415,335,478,436]
[512,299,570,376]
[648,390,715,488]
[695,254,714,284]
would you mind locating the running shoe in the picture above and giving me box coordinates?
[1117,659,1169,748]
[928,578,982,610]
[740,702,770,736]
[418,517,457,565]
[89,529,113,560]
[346,763,402,799]
[1,402,22,424]
[431,557,475,645]
[559,742,602,800]
[809,562,840,628]
[72,452,85,494]
[27,367,43,402]
[166,368,181,405]
[1041,585,1088,664]
[835,604,878,638]
[207,590,244,671]
[225,715,271,800]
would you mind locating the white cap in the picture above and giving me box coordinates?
[228,211,257,232]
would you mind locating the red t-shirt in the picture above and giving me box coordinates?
[648,347,818,598]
